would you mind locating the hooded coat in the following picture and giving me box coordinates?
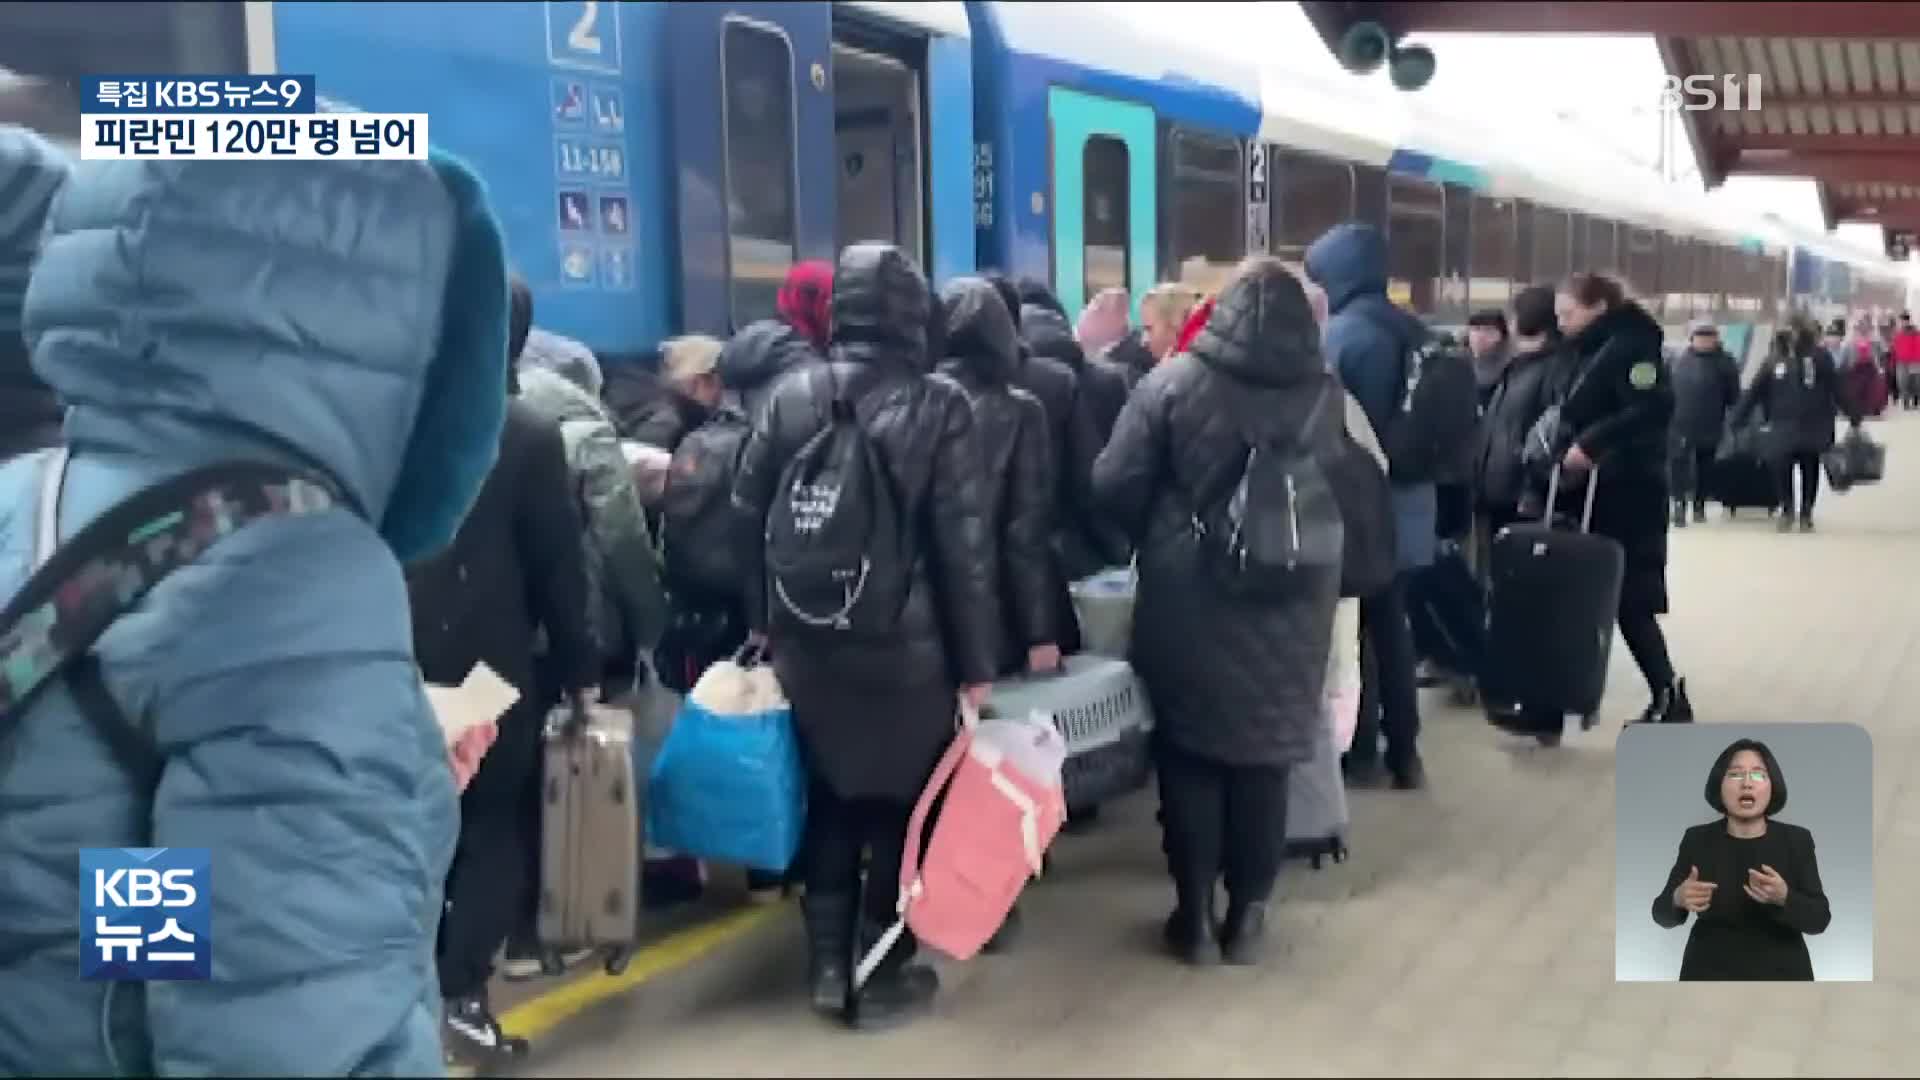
[1669,343,1743,448]
[937,278,1059,676]
[1733,342,1855,458]
[1022,302,1130,570]
[732,245,998,801]
[718,317,821,424]
[1305,223,1436,571]
[0,127,70,461]
[1091,265,1343,768]
[0,153,511,1075]
[516,357,667,657]
[1553,301,1674,613]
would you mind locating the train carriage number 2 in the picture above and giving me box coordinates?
[570,0,603,54]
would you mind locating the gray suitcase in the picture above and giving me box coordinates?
[984,654,1152,812]
[1285,710,1349,869]
[537,698,642,975]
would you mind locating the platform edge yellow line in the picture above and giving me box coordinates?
[500,902,789,1042]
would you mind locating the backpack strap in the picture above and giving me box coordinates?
[0,455,344,789]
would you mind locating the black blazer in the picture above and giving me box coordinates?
[1652,820,1830,981]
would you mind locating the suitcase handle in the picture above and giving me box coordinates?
[1541,462,1600,534]
[555,690,593,736]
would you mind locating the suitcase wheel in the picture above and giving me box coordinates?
[539,949,565,977]
[604,947,634,977]
[1535,731,1563,747]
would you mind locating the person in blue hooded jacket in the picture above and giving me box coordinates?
[0,126,69,461]
[0,149,511,1075]
[1305,222,1430,791]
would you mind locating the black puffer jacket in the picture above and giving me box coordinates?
[409,399,598,698]
[1553,301,1674,569]
[1091,265,1343,769]
[1023,303,1128,573]
[1670,345,1742,447]
[1733,345,1856,457]
[660,405,751,603]
[719,317,820,422]
[733,245,998,801]
[600,353,666,440]
[1475,338,1577,514]
[938,277,1059,676]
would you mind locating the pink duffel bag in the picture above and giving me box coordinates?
[853,700,1067,987]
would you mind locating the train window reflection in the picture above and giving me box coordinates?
[1168,128,1241,293]
[1469,196,1516,308]
[1272,149,1351,263]
[1083,134,1130,298]
[1588,217,1619,278]
[1386,174,1442,316]
[1532,207,1570,284]
[722,19,799,329]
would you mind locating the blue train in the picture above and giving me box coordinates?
[4,1,1907,367]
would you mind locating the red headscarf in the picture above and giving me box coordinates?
[777,260,833,350]
[1174,295,1216,356]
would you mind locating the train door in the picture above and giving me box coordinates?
[667,2,834,336]
[1048,87,1155,320]
[830,29,925,269]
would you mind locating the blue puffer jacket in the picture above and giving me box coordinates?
[0,152,510,1076]
[1305,223,1436,571]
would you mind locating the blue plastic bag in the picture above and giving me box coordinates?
[646,650,805,873]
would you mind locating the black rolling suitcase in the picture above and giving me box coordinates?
[1484,466,1624,719]
[1710,423,1779,515]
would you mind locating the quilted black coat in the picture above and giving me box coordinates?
[1091,264,1343,768]
[937,277,1060,676]
[732,245,998,800]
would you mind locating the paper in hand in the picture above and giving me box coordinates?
[423,663,519,744]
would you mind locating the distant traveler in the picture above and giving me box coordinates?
[719,260,831,423]
[1667,321,1742,527]
[1731,319,1858,534]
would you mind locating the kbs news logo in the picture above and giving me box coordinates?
[1660,74,1764,112]
[79,848,211,981]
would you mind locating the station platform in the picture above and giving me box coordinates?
[489,414,1920,1079]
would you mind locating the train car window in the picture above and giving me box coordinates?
[1439,183,1471,323]
[722,19,800,327]
[1353,165,1387,231]
[1386,174,1443,316]
[1468,195,1516,309]
[1168,129,1243,292]
[1661,234,1691,317]
[832,43,925,268]
[1271,149,1351,263]
[1512,200,1536,286]
[1588,218,1619,278]
[1083,135,1131,298]
[1531,207,1569,284]
[1625,227,1660,317]
[0,2,247,145]
[1567,212,1590,272]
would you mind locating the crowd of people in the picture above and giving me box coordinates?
[0,130,1882,1074]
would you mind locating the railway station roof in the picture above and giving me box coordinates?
[1299,2,1920,259]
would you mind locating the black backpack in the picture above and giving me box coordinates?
[1385,331,1479,486]
[661,413,750,600]
[764,366,912,635]
[1194,385,1344,599]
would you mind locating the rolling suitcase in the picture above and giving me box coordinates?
[1407,539,1486,683]
[1710,424,1779,514]
[538,697,642,976]
[1284,709,1349,869]
[983,654,1152,813]
[1484,465,1624,720]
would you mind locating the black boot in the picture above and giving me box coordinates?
[442,989,529,1062]
[847,922,938,1032]
[1661,678,1694,724]
[1162,885,1220,966]
[1219,899,1271,967]
[801,892,854,1018]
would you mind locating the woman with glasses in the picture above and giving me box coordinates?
[1652,738,1831,980]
